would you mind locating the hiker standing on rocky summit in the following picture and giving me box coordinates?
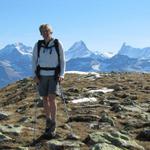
[32,24,65,138]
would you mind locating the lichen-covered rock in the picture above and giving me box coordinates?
[85,131,145,150]
[16,147,29,150]
[91,143,123,150]
[99,112,115,126]
[45,139,84,150]
[0,112,9,120]
[0,132,13,142]
[0,124,23,136]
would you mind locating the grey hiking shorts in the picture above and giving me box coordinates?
[38,76,59,96]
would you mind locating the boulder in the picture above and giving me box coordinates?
[45,139,84,150]
[137,130,150,141]
[91,143,123,150]
[0,112,9,120]
[85,131,145,150]
[111,104,125,113]
[0,124,23,136]
[99,112,115,126]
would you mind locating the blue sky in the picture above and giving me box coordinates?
[0,0,150,53]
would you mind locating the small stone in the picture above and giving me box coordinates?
[67,87,80,93]
[16,105,27,114]
[0,112,9,120]
[109,84,122,91]
[36,98,43,107]
[66,133,80,140]
[18,116,31,123]
[111,104,125,112]
[0,132,13,142]
[99,112,115,126]
[137,130,150,141]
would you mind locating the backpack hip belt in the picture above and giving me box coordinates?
[35,65,60,80]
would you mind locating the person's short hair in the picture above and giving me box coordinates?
[39,24,53,34]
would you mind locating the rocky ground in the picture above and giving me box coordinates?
[0,72,150,150]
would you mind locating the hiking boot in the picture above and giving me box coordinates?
[44,118,56,138]
[44,118,51,133]
[50,120,56,133]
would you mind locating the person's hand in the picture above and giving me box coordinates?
[33,76,40,84]
[58,76,64,83]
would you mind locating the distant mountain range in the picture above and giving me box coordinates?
[66,41,150,72]
[0,41,150,88]
[119,42,150,59]
[65,40,113,61]
[0,43,32,88]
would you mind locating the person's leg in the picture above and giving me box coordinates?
[45,76,58,136]
[43,96,56,135]
[43,94,57,134]
[42,96,50,132]
[42,96,51,119]
[42,94,57,122]
[48,94,57,122]
[38,76,51,119]
[38,76,54,135]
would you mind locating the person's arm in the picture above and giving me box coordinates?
[32,43,38,78]
[58,40,66,79]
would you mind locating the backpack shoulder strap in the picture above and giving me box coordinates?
[37,39,60,65]
[54,39,60,65]
[37,40,44,58]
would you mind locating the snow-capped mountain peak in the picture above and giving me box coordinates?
[65,40,93,61]
[13,42,32,54]
[118,43,150,59]
[14,42,27,50]
[0,42,32,56]
[0,42,32,88]
[70,40,87,49]
[68,40,90,53]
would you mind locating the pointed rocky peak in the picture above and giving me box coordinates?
[65,40,93,61]
[68,40,89,52]
[118,42,150,59]
[119,42,132,53]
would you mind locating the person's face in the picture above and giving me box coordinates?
[41,27,52,40]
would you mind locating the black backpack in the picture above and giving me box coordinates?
[35,39,60,79]
[37,39,60,63]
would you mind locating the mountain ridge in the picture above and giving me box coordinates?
[0,41,150,88]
